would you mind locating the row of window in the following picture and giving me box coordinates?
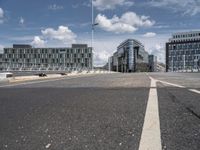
[4,48,92,54]
[170,62,196,66]
[169,56,197,61]
[3,53,92,59]
[173,33,200,39]
[169,50,200,55]
[168,43,200,50]
[170,39,200,43]
[4,58,90,63]
[3,63,90,68]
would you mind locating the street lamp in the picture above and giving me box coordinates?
[91,0,98,70]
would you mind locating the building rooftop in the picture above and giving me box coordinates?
[169,31,200,42]
[13,44,32,48]
[72,44,88,48]
[117,39,144,49]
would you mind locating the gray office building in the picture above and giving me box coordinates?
[148,55,157,72]
[0,44,93,71]
[109,39,149,72]
[166,31,200,72]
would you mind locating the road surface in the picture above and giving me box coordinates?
[0,72,200,150]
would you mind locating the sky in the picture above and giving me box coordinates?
[0,0,200,66]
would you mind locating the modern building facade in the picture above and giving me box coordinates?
[109,39,149,72]
[166,31,200,72]
[148,55,157,72]
[0,44,93,71]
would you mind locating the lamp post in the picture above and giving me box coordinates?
[91,0,99,71]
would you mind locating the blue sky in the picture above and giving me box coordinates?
[0,0,200,65]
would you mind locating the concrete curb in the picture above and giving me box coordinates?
[6,71,114,84]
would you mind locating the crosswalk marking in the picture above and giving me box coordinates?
[139,77,162,150]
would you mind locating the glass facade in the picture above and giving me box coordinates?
[110,39,149,72]
[166,31,200,72]
[0,44,93,71]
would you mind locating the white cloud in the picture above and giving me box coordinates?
[31,36,45,47]
[94,50,111,66]
[92,40,118,66]
[149,44,165,63]
[0,8,4,18]
[0,44,4,53]
[95,12,155,34]
[143,32,156,38]
[149,0,200,16]
[48,4,64,10]
[19,17,24,25]
[41,26,77,44]
[93,0,134,11]
[0,8,4,24]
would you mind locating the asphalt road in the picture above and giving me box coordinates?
[0,73,200,150]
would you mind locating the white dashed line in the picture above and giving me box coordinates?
[189,89,200,94]
[154,79,200,95]
[45,143,51,149]
[139,77,162,150]
[157,80,185,88]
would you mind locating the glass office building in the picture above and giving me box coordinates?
[109,39,149,72]
[148,55,157,72]
[0,44,93,71]
[166,31,200,72]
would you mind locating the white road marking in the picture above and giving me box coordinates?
[148,76,200,95]
[45,143,51,149]
[189,89,200,94]
[156,80,185,88]
[139,77,162,150]
[0,74,95,88]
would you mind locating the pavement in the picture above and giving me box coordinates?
[0,72,200,150]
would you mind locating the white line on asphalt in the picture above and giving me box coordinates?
[139,77,162,150]
[156,80,185,88]
[0,75,94,88]
[152,78,200,95]
[189,89,200,94]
